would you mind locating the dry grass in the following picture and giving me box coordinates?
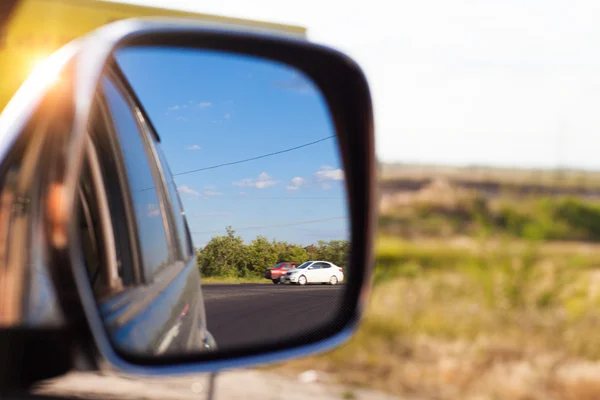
[201,276,270,284]
[380,163,600,190]
[271,236,600,399]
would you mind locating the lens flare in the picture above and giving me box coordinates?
[28,54,60,85]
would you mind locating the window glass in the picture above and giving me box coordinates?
[78,162,106,295]
[155,144,192,260]
[87,99,136,286]
[102,77,170,278]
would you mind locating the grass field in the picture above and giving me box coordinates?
[267,166,600,400]
[201,276,270,284]
[273,236,600,399]
[380,163,600,190]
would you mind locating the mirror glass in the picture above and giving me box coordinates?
[80,47,349,357]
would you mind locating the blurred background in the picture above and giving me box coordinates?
[7,0,600,399]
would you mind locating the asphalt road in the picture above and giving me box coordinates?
[202,283,345,350]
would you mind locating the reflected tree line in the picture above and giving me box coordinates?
[196,226,350,278]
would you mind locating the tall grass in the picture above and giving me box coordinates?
[278,235,600,398]
[382,193,600,243]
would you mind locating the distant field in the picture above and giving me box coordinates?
[201,276,269,284]
[266,165,600,399]
[380,163,600,195]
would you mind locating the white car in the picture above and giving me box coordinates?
[282,261,344,285]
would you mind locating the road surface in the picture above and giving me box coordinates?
[202,284,345,350]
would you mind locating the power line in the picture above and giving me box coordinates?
[198,196,342,200]
[190,216,346,235]
[173,135,335,177]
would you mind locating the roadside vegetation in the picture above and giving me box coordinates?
[196,226,349,281]
[270,170,600,400]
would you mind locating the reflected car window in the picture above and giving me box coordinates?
[154,144,192,260]
[102,77,171,279]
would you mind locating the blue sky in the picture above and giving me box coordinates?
[115,48,349,248]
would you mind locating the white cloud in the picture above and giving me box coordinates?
[255,180,277,189]
[233,172,280,189]
[176,116,187,121]
[177,185,201,199]
[286,176,306,190]
[256,172,279,188]
[204,185,216,190]
[168,101,211,112]
[186,144,201,150]
[147,204,161,217]
[315,165,345,182]
[177,185,222,199]
[232,178,252,187]
[224,113,231,119]
[291,176,305,186]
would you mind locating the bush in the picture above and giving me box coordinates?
[382,194,600,243]
[196,227,350,278]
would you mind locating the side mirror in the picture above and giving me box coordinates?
[0,18,376,376]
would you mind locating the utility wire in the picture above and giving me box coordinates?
[173,135,335,177]
[197,196,341,200]
[191,216,346,235]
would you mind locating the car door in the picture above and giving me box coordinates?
[319,262,334,282]
[306,263,323,283]
[78,65,215,356]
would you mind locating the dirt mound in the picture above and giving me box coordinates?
[380,178,481,214]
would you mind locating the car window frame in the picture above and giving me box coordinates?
[87,90,143,287]
[153,141,193,262]
[108,60,194,264]
[100,69,181,282]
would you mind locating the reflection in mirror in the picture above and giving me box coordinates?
[80,47,349,357]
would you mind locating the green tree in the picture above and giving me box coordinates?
[279,244,309,263]
[247,236,278,274]
[316,239,350,269]
[197,226,248,277]
[196,226,351,278]
[304,244,319,260]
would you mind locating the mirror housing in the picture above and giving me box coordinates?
[0,17,376,376]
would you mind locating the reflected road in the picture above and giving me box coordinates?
[203,284,345,350]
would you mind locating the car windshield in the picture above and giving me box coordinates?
[273,262,286,268]
[296,262,313,269]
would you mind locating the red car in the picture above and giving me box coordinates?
[264,262,299,284]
